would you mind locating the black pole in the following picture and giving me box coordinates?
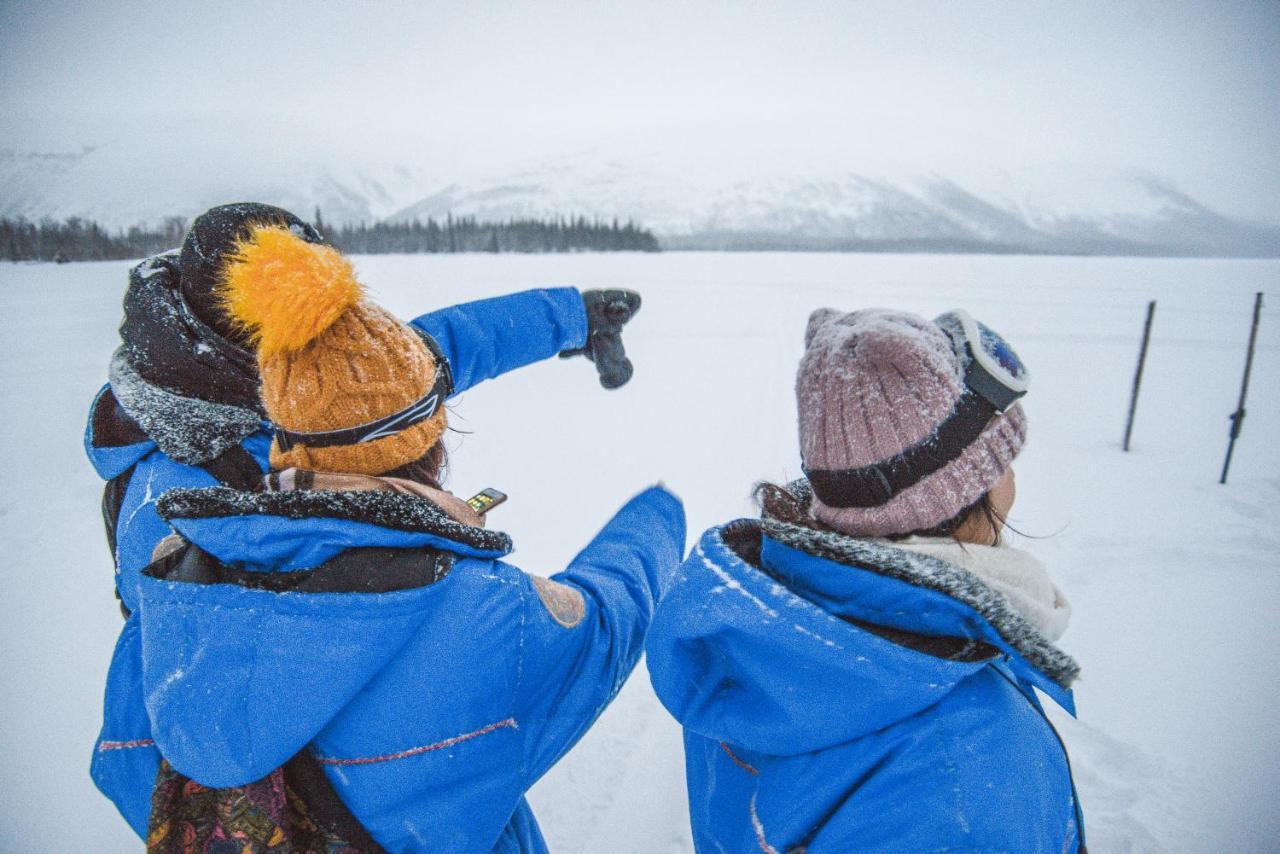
[1220,292,1265,484]
[1123,300,1157,452]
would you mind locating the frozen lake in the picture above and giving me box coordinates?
[1,251,1277,852]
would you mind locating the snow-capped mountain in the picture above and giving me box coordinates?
[4,143,1277,256]
[0,143,434,231]
[389,154,1280,257]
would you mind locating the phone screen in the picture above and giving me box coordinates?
[467,488,508,514]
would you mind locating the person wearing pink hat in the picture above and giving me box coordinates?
[647,307,1084,853]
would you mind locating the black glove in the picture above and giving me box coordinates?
[560,289,642,389]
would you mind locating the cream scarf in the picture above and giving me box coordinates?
[879,537,1072,642]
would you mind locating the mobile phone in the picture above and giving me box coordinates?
[466,488,508,515]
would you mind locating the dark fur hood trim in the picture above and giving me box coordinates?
[157,486,513,555]
[762,480,1079,688]
[109,348,262,464]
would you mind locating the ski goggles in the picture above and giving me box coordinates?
[934,309,1029,413]
[802,310,1029,509]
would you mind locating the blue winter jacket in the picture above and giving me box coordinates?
[646,514,1085,854]
[126,482,684,852]
[84,284,609,843]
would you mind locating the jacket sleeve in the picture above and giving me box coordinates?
[408,288,588,397]
[507,486,686,785]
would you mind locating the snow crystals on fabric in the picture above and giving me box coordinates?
[695,544,779,619]
[108,349,261,464]
[157,485,513,554]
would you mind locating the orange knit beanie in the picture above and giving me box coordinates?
[219,224,447,475]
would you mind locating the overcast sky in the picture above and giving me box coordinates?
[3,0,1278,221]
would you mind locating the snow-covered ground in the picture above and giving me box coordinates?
[1,252,1276,852]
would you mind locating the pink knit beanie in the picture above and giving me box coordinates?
[796,307,1027,537]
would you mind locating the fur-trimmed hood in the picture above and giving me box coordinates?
[765,479,1078,688]
[760,521,1079,689]
[106,349,263,465]
[119,252,263,411]
[106,253,265,465]
[139,484,514,787]
[647,494,1078,757]
[156,484,513,570]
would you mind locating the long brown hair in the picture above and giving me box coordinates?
[384,441,449,490]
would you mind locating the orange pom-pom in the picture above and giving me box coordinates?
[219,224,364,356]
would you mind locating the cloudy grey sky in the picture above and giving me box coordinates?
[3,0,1278,221]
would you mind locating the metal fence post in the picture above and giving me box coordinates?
[1220,292,1265,484]
[1123,300,1157,452]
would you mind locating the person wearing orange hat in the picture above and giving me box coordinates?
[85,204,652,843]
[95,222,685,853]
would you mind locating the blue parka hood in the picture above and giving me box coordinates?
[651,526,970,756]
[649,521,1076,757]
[140,486,514,788]
[647,506,1084,853]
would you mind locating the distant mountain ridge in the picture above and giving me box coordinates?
[0,145,427,230]
[390,158,1280,257]
[4,144,1277,257]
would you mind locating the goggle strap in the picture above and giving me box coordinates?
[804,392,997,509]
[275,368,449,452]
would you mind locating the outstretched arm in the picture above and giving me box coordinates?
[409,288,588,397]
[505,486,686,784]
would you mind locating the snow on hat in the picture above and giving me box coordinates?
[796,307,1026,537]
[219,224,447,475]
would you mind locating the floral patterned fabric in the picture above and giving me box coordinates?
[147,759,366,854]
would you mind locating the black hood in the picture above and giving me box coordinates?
[119,253,263,414]
[177,202,325,347]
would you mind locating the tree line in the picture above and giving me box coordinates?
[2,211,660,262]
[1,216,189,263]
[323,212,659,254]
